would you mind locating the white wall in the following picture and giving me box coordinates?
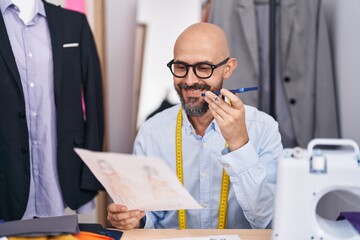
[136,0,202,127]
[105,0,137,154]
[324,0,360,146]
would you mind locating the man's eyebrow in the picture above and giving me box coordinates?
[173,60,213,64]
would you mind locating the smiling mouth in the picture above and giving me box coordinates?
[184,88,203,98]
[178,83,210,98]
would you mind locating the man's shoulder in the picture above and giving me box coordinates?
[244,105,277,125]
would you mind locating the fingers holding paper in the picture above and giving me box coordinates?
[107,203,146,230]
[204,88,249,151]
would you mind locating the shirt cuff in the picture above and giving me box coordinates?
[218,139,259,175]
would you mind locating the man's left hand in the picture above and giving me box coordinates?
[204,88,249,151]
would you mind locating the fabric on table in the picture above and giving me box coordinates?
[0,215,79,237]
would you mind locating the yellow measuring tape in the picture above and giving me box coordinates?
[176,108,230,229]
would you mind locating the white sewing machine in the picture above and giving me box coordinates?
[272,138,360,240]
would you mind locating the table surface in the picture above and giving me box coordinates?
[120,229,272,240]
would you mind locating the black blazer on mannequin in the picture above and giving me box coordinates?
[0,1,104,221]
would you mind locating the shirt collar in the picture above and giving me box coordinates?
[37,0,46,17]
[182,109,221,136]
[0,0,13,15]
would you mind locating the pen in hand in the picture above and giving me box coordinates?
[201,86,259,96]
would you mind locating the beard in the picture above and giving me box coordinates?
[175,82,222,117]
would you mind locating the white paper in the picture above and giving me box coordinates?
[155,235,241,240]
[74,148,202,211]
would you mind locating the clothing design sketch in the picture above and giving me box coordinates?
[97,159,139,208]
[143,165,180,199]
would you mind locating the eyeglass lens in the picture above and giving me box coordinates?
[171,63,213,78]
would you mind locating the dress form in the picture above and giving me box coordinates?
[11,0,36,24]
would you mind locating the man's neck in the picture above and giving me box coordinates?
[187,111,214,137]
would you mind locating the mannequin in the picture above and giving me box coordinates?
[0,0,104,221]
[11,0,36,24]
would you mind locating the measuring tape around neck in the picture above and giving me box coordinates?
[176,107,230,229]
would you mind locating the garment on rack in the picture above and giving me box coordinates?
[209,0,340,147]
[254,3,297,147]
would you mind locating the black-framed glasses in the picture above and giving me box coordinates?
[167,57,230,79]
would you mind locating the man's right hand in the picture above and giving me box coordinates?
[107,203,146,230]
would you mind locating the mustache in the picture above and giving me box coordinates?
[177,83,211,91]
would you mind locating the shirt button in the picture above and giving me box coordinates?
[202,142,208,148]
[30,82,35,88]
[28,52,33,58]
[31,111,37,118]
[201,171,208,178]
[202,203,208,208]
[223,164,229,168]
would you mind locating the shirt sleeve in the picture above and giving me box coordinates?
[217,121,282,229]
[143,211,160,228]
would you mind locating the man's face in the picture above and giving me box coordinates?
[173,58,224,117]
[172,25,229,117]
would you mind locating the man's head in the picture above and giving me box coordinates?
[168,22,237,116]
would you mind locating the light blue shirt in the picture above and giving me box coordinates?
[134,104,283,229]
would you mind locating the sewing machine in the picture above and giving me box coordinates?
[272,138,360,240]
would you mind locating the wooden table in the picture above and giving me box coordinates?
[121,229,272,240]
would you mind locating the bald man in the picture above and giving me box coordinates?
[107,23,283,229]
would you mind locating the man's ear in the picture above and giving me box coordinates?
[223,58,237,81]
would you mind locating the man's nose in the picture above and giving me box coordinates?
[183,67,199,85]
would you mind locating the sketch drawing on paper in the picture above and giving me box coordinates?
[97,159,139,208]
[143,165,183,208]
[74,148,202,211]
